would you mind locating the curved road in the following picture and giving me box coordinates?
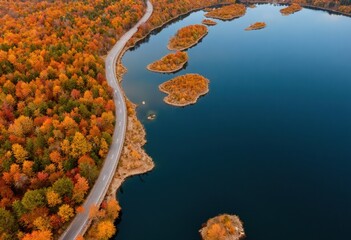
[59,1,153,239]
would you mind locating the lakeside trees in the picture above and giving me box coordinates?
[0,0,146,238]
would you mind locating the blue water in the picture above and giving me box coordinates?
[116,5,351,240]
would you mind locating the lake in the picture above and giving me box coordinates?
[116,4,351,240]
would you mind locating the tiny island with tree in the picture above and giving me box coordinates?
[200,214,245,240]
[202,19,218,26]
[245,22,267,30]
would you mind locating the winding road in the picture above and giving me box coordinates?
[59,1,153,239]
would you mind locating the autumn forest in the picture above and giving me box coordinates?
[1,0,351,239]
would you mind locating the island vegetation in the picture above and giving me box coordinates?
[168,24,208,51]
[245,22,267,30]
[205,4,247,20]
[129,0,236,47]
[200,214,245,240]
[240,0,351,15]
[159,74,209,107]
[85,99,154,240]
[202,19,218,25]
[280,3,303,15]
[147,52,188,73]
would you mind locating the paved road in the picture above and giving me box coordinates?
[59,1,153,239]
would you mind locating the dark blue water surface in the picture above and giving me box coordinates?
[116,4,351,240]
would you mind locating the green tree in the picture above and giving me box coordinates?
[79,162,99,185]
[22,189,45,211]
[52,177,74,197]
[0,208,18,237]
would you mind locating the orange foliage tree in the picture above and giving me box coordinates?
[0,0,146,238]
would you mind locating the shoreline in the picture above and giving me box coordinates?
[106,0,351,238]
[167,31,209,51]
[106,99,155,201]
[110,0,351,200]
[110,1,239,208]
[239,0,351,17]
[124,1,236,55]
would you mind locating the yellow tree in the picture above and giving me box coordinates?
[72,176,89,204]
[70,132,92,159]
[22,160,34,176]
[96,220,116,240]
[46,191,62,207]
[58,204,74,222]
[33,216,51,231]
[12,144,28,163]
[98,138,109,158]
[14,116,34,135]
[106,199,121,220]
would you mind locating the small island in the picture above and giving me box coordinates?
[205,4,246,20]
[245,22,266,31]
[200,214,245,240]
[168,24,208,51]
[280,3,302,15]
[147,113,156,120]
[202,19,218,26]
[147,51,188,73]
[159,74,209,107]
